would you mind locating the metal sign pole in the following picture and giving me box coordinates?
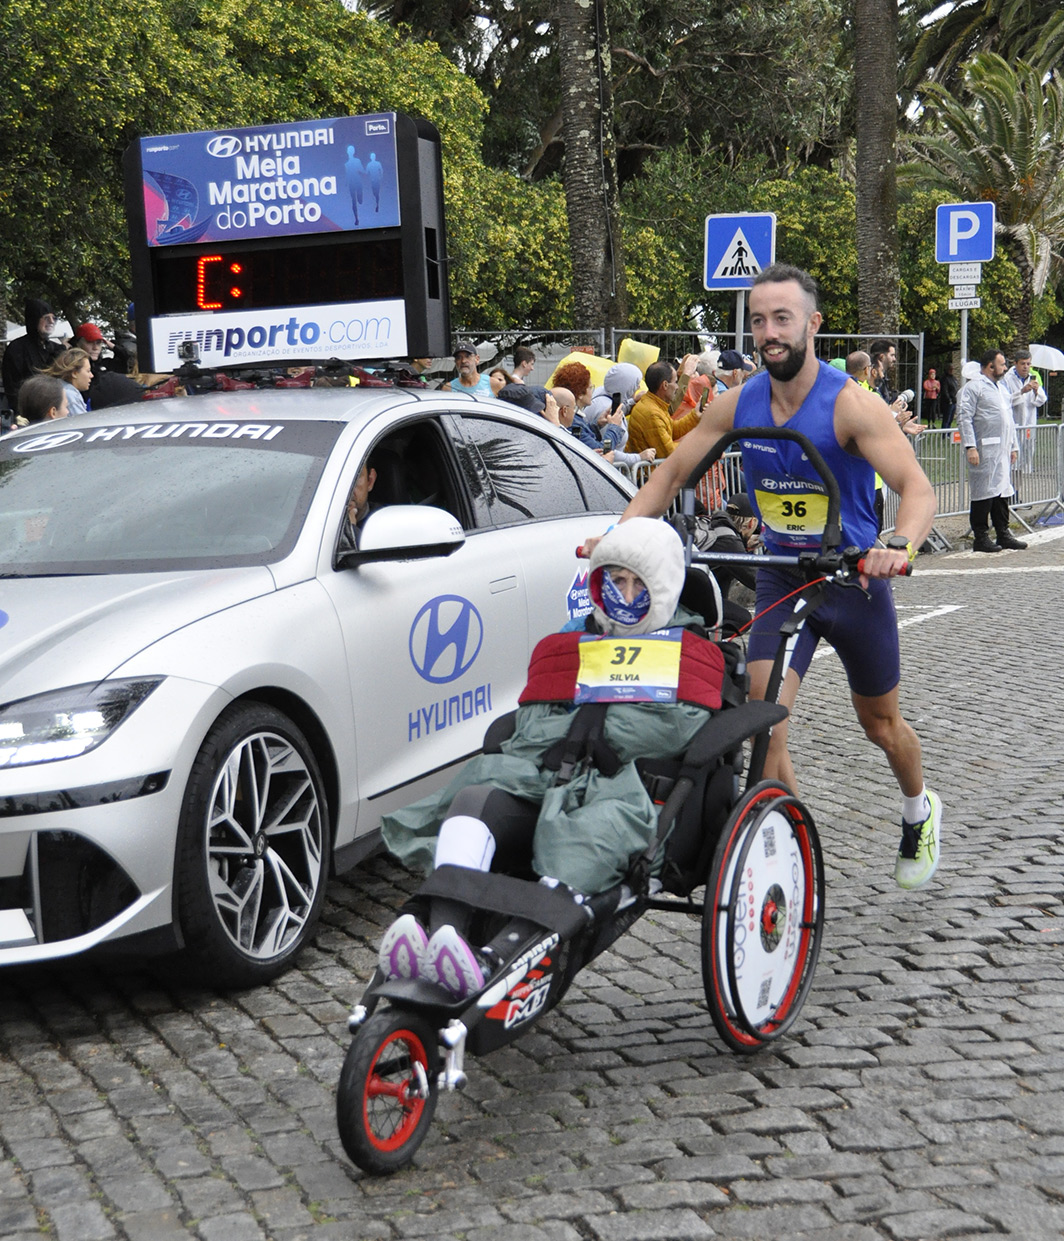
[735,291,745,356]
[960,309,968,376]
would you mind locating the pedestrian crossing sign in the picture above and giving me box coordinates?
[704,213,776,290]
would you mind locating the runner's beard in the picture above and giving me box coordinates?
[762,338,808,382]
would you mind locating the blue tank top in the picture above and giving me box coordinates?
[734,361,877,553]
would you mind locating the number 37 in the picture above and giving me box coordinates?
[611,645,641,665]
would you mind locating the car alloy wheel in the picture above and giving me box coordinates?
[176,702,329,987]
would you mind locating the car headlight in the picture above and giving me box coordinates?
[0,679,163,768]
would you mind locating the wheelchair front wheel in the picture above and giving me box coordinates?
[701,781,824,1052]
[336,1009,439,1174]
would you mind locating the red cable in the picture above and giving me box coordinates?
[731,577,827,637]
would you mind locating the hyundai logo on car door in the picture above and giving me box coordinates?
[409,595,483,682]
[408,595,492,743]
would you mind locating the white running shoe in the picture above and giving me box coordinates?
[377,914,428,980]
[895,790,942,890]
[421,925,485,999]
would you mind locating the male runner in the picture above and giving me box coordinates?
[584,264,941,889]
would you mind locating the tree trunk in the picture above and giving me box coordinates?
[1008,242,1034,353]
[854,0,900,335]
[558,0,628,328]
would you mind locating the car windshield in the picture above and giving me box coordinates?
[0,418,343,575]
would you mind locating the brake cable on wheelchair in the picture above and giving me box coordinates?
[732,576,829,637]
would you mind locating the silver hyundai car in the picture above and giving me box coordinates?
[0,387,632,985]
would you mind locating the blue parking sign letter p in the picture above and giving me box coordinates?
[935,201,995,263]
[949,210,980,254]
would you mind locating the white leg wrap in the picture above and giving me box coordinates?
[434,815,496,872]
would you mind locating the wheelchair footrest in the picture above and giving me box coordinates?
[419,866,592,939]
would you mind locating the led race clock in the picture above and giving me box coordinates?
[123,113,450,372]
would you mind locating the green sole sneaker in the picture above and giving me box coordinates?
[895,789,942,890]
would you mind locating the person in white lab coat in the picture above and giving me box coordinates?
[1001,349,1046,481]
[957,349,1024,552]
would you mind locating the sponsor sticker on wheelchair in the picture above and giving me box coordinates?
[575,629,682,703]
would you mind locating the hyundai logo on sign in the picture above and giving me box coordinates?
[206,135,242,158]
[409,596,484,684]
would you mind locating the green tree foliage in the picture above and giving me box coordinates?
[449,166,571,329]
[0,0,224,327]
[360,0,851,179]
[901,0,1064,99]
[0,0,556,332]
[622,153,859,333]
[902,53,1064,350]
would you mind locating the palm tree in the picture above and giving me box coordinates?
[558,0,628,328]
[901,0,1064,99]
[903,53,1064,351]
[855,0,900,334]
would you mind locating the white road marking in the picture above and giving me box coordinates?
[811,604,963,661]
[918,564,1064,576]
[930,523,1064,565]
[896,604,964,628]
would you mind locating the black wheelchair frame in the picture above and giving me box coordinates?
[336,426,879,1175]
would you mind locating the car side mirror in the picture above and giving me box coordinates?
[335,504,466,569]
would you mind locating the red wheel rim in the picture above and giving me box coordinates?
[710,784,816,1046]
[709,786,782,1047]
[362,1027,431,1152]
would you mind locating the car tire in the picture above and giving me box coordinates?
[175,701,330,988]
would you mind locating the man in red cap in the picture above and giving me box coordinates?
[71,323,111,375]
[71,322,144,409]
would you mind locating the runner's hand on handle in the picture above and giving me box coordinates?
[856,545,913,589]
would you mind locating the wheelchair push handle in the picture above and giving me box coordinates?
[684,426,844,556]
[580,541,913,578]
[688,543,913,581]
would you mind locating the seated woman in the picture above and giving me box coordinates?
[377,518,729,999]
[42,349,93,417]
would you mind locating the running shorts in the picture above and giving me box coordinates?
[746,564,901,699]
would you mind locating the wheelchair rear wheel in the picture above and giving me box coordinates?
[336,1009,439,1174]
[701,781,824,1052]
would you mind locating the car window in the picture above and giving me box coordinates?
[334,418,466,554]
[452,415,587,525]
[560,441,632,512]
[0,419,341,574]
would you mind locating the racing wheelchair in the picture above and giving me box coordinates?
[336,427,901,1175]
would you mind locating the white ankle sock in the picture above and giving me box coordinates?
[434,815,496,871]
[902,790,929,825]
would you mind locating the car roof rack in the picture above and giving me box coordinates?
[142,358,430,400]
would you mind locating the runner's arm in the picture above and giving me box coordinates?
[580,389,740,559]
[837,384,936,578]
[620,388,741,521]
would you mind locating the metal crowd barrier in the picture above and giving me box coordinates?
[881,424,1064,535]
[615,450,745,514]
[614,428,1064,537]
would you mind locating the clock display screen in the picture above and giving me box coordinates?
[151,236,405,314]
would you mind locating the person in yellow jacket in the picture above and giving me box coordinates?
[626,359,702,458]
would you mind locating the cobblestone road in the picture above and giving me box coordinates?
[3,529,1064,1241]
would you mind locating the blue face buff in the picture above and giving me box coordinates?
[599,568,651,627]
